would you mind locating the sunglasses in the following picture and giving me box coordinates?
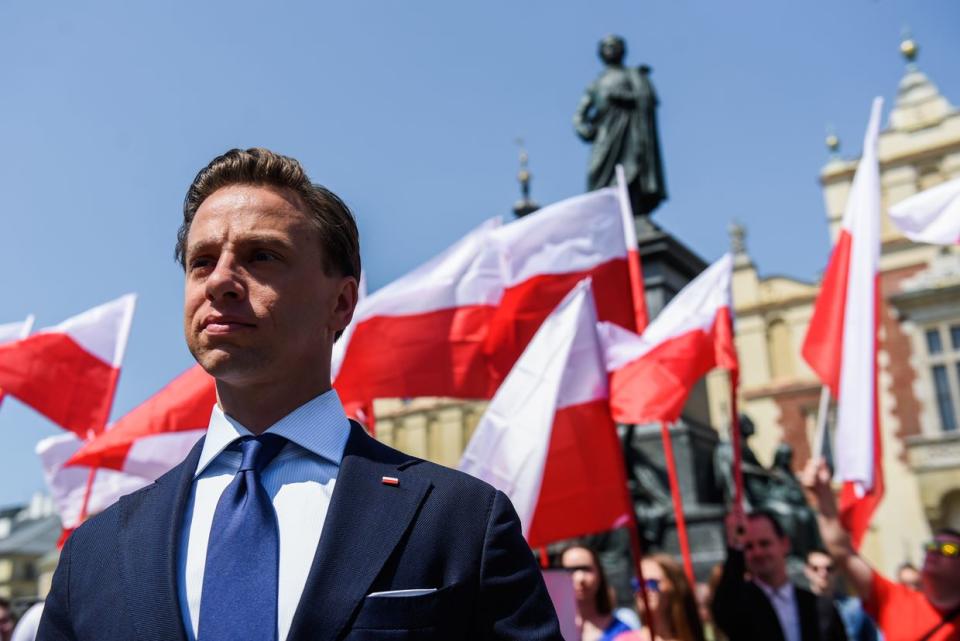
[630,577,661,593]
[924,540,960,558]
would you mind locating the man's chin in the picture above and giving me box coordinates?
[192,348,263,384]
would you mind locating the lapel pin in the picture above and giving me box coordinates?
[381,476,400,486]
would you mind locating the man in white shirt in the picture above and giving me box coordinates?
[712,509,847,641]
[38,147,562,641]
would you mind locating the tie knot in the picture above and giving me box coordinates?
[237,434,287,474]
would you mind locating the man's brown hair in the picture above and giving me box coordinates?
[175,147,361,283]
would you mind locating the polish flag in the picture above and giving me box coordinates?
[459,280,632,546]
[37,432,153,531]
[0,295,136,438]
[67,365,215,477]
[888,176,960,245]
[334,187,644,406]
[600,253,737,425]
[0,315,35,405]
[802,98,884,549]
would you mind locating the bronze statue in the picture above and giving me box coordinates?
[762,444,823,559]
[574,35,667,217]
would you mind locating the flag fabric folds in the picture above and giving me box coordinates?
[801,98,885,548]
[334,188,643,407]
[0,315,35,405]
[67,365,215,476]
[600,253,737,425]
[888,176,960,245]
[459,280,632,547]
[0,295,135,438]
[37,433,152,531]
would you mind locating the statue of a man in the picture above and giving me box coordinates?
[574,35,667,217]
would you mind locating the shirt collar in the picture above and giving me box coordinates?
[755,579,795,602]
[194,389,351,477]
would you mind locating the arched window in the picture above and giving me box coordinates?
[767,319,796,380]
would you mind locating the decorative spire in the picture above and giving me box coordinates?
[512,138,540,218]
[728,219,747,255]
[825,123,840,158]
[900,26,918,69]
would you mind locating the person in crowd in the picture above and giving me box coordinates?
[712,509,848,641]
[37,148,562,640]
[615,553,706,641]
[805,549,880,641]
[562,544,632,641]
[0,598,13,641]
[896,563,922,591]
[804,458,960,641]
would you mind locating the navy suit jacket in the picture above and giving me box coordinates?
[38,421,563,640]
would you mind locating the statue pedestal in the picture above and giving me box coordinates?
[627,419,727,580]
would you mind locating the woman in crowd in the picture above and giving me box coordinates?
[561,544,633,641]
[616,554,706,641]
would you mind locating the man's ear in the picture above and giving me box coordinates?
[330,276,359,334]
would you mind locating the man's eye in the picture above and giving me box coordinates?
[189,257,214,271]
[252,250,279,262]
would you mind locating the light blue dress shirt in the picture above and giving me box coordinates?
[177,390,351,641]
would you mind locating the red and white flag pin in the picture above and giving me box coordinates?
[381,476,399,486]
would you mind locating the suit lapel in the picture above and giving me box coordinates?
[287,424,431,641]
[118,437,204,641]
[795,588,823,641]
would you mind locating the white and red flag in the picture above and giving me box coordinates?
[0,315,35,406]
[458,280,632,546]
[334,187,645,407]
[802,98,884,549]
[37,432,152,532]
[888,176,960,245]
[0,295,135,438]
[600,253,738,425]
[67,365,215,477]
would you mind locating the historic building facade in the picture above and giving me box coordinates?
[707,40,960,574]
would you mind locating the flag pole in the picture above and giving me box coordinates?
[811,385,831,462]
[659,421,696,586]
[728,371,745,518]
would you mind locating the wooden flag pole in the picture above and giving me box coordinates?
[659,421,696,586]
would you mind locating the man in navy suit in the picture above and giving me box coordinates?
[38,148,562,641]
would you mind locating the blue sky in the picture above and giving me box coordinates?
[0,1,957,507]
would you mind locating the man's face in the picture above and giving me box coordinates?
[921,534,960,600]
[744,517,790,585]
[804,551,835,595]
[183,184,354,388]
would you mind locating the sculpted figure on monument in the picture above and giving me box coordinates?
[761,444,823,559]
[574,35,667,217]
[713,414,770,511]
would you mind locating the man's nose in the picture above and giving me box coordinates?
[205,255,246,302]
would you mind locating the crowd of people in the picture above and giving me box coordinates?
[556,456,960,641]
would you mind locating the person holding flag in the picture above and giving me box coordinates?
[803,458,960,641]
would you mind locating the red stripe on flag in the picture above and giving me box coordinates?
[485,258,635,385]
[802,230,853,396]
[609,310,732,425]
[68,365,216,470]
[335,304,496,403]
[526,399,632,548]
[0,333,118,438]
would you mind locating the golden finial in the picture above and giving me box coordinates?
[900,26,918,64]
[825,124,840,156]
[512,137,539,218]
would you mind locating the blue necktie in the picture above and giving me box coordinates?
[197,434,287,641]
